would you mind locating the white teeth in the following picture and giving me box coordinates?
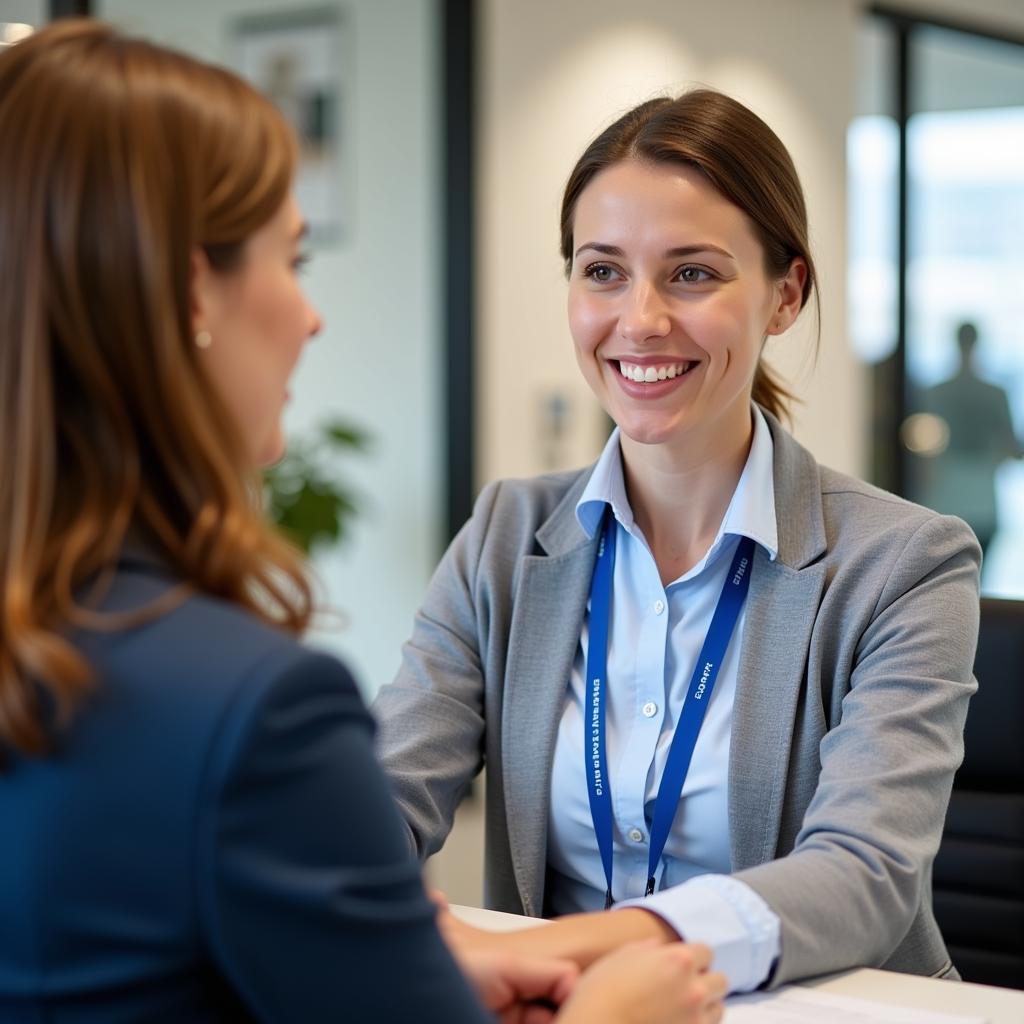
[619,361,691,383]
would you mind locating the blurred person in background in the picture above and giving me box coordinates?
[916,320,1023,559]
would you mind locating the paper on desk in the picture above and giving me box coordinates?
[725,986,987,1024]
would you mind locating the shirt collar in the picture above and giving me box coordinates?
[575,405,778,563]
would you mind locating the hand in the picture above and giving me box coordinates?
[436,903,679,970]
[558,941,727,1024]
[433,897,511,959]
[458,948,578,1024]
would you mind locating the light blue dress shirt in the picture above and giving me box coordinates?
[546,406,781,993]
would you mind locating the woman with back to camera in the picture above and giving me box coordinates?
[0,21,727,1023]
[373,89,982,991]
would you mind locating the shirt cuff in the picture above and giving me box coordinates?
[616,874,780,993]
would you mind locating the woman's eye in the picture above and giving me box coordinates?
[676,265,712,284]
[292,252,312,274]
[583,263,618,283]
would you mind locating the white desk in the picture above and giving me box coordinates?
[451,905,1024,1024]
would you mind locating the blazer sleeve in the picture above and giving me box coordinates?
[735,512,980,985]
[194,648,492,1024]
[372,481,504,859]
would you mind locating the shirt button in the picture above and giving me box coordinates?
[653,599,665,614]
[628,828,645,843]
[642,701,658,718]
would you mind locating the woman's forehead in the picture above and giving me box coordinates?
[573,160,759,259]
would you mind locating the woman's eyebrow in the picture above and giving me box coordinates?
[573,241,736,259]
[664,244,735,259]
[574,241,623,258]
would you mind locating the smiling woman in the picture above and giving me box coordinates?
[567,160,806,539]
[374,88,982,995]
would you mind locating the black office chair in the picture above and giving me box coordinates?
[932,597,1024,989]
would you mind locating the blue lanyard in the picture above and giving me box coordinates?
[584,508,755,906]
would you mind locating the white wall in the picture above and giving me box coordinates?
[476,0,1024,488]
[97,0,443,697]
[0,0,46,28]
[478,0,860,482]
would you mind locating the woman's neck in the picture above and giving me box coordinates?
[620,410,754,585]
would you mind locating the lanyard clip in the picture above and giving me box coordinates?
[645,875,656,897]
[604,889,614,910]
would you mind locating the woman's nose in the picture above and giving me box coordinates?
[618,282,670,344]
[307,303,323,339]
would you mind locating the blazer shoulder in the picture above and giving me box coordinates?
[476,467,588,521]
[819,463,970,531]
[90,566,361,718]
[814,463,980,582]
[174,593,360,698]
[819,464,930,516]
[462,466,592,554]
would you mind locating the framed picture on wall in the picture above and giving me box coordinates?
[233,7,348,242]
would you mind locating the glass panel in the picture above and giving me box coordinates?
[848,20,901,489]
[902,27,1024,597]
[848,117,899,367]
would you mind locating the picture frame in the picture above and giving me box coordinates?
[233,7,348,243]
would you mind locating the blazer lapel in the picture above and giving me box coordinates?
[729,553,826,868]
[729,414,828,870]
[501,473,597,916]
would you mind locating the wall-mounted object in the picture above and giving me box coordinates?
[234,7,348,244]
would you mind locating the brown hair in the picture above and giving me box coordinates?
[560,90,818,420]
[0,20,312,756]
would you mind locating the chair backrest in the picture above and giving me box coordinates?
[933,596,1024,990]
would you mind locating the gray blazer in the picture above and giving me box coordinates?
[373,413,981,986]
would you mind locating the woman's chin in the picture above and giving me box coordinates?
[614,415,688,449]
[257,426,287,469]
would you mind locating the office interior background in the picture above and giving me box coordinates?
[3,0,1023,935]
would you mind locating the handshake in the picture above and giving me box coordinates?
[436,896,727,1024]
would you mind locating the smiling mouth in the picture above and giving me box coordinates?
[617,360,698,383]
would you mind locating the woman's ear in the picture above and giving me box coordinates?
[766,257,808,335]
[190,247,217,337]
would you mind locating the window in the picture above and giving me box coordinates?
[850,8,1024,596]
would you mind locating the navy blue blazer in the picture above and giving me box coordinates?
[0,550,491,1022]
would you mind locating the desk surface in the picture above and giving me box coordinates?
[451,905,1024,1024]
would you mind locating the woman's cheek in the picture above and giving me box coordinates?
[569,296,608,354]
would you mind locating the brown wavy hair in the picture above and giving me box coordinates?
[0,20,313,756]
[560,90,819,421]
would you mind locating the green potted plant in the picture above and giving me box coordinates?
[264,418,370,554]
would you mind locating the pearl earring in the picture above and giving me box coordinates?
[195,329,213,349]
